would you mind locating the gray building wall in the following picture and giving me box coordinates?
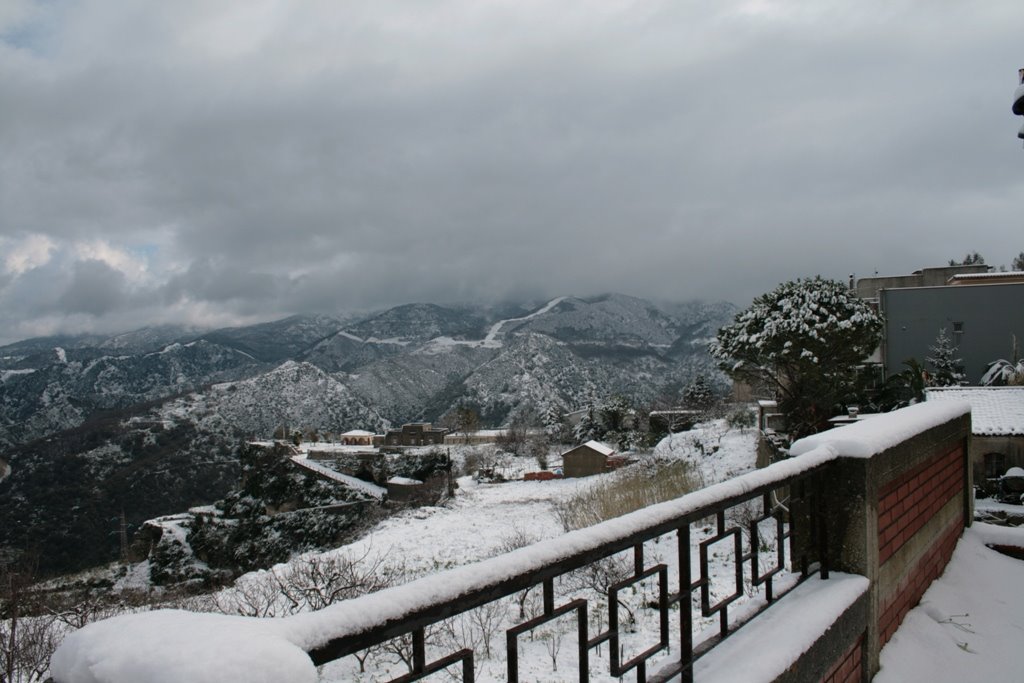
[856,264,989,300]
[880,282,1024,382]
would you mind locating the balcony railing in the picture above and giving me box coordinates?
[292,449,837,682]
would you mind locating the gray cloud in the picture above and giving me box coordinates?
[57,259,128,315]
[1,1,1023,344]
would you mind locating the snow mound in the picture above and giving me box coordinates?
[50,610,316,683]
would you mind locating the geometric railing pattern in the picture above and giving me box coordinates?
[306,463,831,682]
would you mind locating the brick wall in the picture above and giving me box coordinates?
[819,635,863,683]
[875,442,965,647]
[877,444,964,565]
[878,515,961,646]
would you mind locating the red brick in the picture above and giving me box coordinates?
[879,509,893,531]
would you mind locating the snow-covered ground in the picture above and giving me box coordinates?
[48,414,1024,683]
[875,523,1024,682]
[223,422,769,682]
[51,421,768,683]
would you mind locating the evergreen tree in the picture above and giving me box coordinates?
[682,375,717,411]
[711,276,882,439]
[572,408,599,443]
[926,328,964,386]
[948,251,985,266]
[541,403,568,443]
[1012,251,1024,271]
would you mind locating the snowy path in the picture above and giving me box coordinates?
[482,295,567,344]
[875,523,1024,682]
[336,296,567,349]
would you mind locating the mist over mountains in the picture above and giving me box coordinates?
[0,293,735,574]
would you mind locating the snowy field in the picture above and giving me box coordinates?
[208,421,776,682]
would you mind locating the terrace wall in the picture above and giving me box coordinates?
[789,407,971,679]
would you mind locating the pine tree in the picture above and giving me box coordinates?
[1012,251,1024,272]
[541,403,566,442]
[711,276,882,439]
[926,328,964,386]
[682,375,716,411]
[949,251,985,266]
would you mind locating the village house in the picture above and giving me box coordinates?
[925,386,1024,487]
[339,429,378,446]
[560,440,617,477]
[383,422,448,447]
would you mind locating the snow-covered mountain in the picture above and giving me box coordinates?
[0,294,737,574]
[0,296,738,447]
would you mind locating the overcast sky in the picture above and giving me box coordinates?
[1,0,1022,344]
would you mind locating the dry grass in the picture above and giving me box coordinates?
[553,459,700,531]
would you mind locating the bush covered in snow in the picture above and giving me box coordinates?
[711,277,882,439]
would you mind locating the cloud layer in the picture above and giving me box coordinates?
[1,1,1022,343]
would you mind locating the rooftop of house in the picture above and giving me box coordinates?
[924,386,1024,436]
[946,270,1024,283]
[579,440,615,456]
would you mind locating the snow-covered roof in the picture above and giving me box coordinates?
[340,429,375,436]
[925,387,1024,436]
[946,271,1024,282]
[582,440,615,456]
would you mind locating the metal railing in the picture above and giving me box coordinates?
[303,454,834,682]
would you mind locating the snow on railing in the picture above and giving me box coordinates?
[51,402,971,683]
[52,448,836,683]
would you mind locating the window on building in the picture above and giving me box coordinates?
[984,452,1006,479]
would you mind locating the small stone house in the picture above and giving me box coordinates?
[383,422,449,447]
[925,386,1024,486]
[561,440,616,478]
[386,471,451,505]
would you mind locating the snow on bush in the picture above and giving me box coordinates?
[711,277,882,439]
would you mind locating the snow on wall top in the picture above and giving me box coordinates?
[289,457,386,499]
[789,400,970,458]
[925,386,1024,436]
[694,573,869,683]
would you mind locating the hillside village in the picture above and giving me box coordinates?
[3,259,1024,682]
[4,3,1024,679]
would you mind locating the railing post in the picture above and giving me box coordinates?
[678,525,693,683]
[816,472,830,580]
[413,628,425,674]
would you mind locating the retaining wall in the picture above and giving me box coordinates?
[786,407,971,681]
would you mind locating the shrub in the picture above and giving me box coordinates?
[553,459,698,531]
